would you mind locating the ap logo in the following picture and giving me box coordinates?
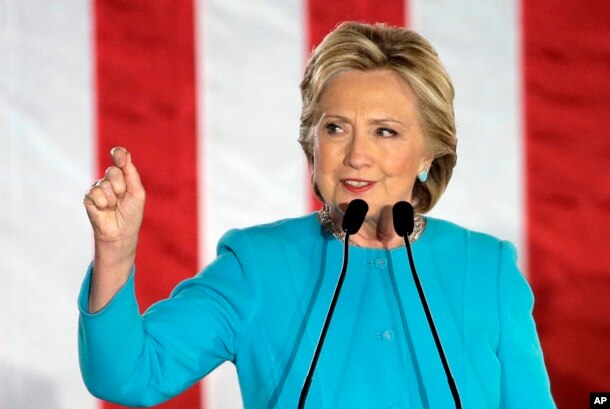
[591,393,610,408]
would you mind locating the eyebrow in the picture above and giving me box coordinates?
[370,118,405,127]
[321,114,351,122]
[322,114,405,127]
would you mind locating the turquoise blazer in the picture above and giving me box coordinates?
[78,214,555,408]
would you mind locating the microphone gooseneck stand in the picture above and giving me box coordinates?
[297,229,350,409]
[298,199,368,409]
[393,201,462,409]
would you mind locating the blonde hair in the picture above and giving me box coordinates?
[298,21,457,213]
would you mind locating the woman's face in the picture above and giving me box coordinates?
[312,69,431,221]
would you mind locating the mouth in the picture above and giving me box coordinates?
[340,178,376,193]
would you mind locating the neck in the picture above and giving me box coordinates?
[319,203,426,248]
[329,204,405,249]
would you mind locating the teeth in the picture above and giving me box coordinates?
[344,180,369,187]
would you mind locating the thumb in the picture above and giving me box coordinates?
[110,147,144,194]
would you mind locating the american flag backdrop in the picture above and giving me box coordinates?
[1,0,609,408]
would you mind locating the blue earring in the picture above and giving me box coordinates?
[418,168,429,183]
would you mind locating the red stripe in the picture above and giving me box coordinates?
[523,0,610,406]
[93,1,202,408]
[305,0,408,211]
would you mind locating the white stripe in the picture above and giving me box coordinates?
[0,1,96,408]
[196,0,306,407]
[410,0,524,254]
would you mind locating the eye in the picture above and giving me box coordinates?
[375,127,398,137]
[324,123,343,135]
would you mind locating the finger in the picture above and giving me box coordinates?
[110,147,144,195]
[84,184,108,211]
[110,146,128,167]
[104,166,127,198]
[99,179,118,208]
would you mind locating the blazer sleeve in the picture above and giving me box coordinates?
[78,230,260,407]
[497,241,555,408]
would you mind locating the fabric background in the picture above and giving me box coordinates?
[1,0,609,408]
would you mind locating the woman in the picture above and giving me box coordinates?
[80,22,555,408]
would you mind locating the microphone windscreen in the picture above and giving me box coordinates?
[341,199,368,234]
[393,201,414,237]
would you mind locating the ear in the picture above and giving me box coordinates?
[307,156,315,179]
[419,155,433,173]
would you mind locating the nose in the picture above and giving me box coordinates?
[343,130,372,169]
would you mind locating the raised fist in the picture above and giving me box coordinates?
[84,147,145,245]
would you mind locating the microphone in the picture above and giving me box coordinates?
[392,200,415,237]
[392,201,462,409]
[298,199,368,409]
[341,199,368,234]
